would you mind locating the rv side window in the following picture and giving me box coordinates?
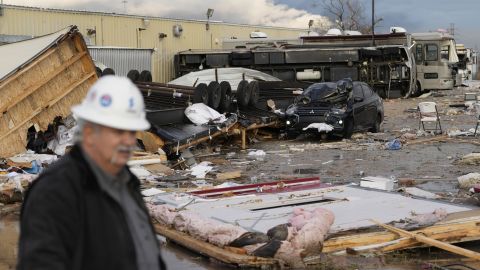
[415,44,423,62]
[441,45,450,61]
[425,44,438,61]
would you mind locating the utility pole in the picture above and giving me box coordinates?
[449,23,455,36]
[371,0,375,46]
[121,0,127,13]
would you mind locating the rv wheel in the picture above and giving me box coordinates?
[193,83,209,104]
[139,70,152,82]
[236,80,250,107]
[248,81,259,106]
[219,81,232,112]
[101,68,115,76]
[207,81,222,110]
[127,69,140,82]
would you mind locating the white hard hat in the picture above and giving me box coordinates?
[72,76,150,131]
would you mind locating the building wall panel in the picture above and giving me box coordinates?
[0,5,304,82]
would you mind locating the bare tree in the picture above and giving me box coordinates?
[315,0,381,34]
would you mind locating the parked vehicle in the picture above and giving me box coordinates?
[285,79,384,138]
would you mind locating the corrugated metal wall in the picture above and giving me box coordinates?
[88,47,153,76]
[0,5,304,82]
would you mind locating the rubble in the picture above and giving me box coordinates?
[3,26,480,270]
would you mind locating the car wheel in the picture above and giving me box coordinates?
[370,114,382,133]
[343,117,354,139]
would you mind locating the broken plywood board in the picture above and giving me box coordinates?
[143,163,173,176]
[154,223,279,268]
[323,213,480,253]
[136,131,165,153]
[0,26,97,157]
[216,170,242,180]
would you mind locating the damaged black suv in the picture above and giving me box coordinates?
[285,79,384,138]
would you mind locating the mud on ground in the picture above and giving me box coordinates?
[2,83,480,269]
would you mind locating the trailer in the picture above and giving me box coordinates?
[0,26,97,157]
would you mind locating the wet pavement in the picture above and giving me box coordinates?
[2,82,480,269]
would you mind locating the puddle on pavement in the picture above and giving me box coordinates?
[0,215,19,270]
[293,168,320,174]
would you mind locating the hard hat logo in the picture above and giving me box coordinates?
[72,76,151,131]
[100,94,112,107]
[128,97,134,109]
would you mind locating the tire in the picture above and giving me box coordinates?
[101,67,115,76]
[377,88,386,99]
[95,67,102,78]
[236,80,250,107]
[193,83,209,104]
[127,69,140,82]
[207,81,222,110]
[370,114,382,133]
[343,117,354,139]
[248,81,259,106]
[139,70,152,82]
[219,81,232,112]
[411,81,422,97]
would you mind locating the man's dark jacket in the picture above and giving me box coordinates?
[17,145,166,270]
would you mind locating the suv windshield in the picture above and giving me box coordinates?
[296,81,350,104]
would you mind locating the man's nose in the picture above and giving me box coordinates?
[120,131,137,145]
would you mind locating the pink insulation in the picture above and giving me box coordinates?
[408,207,448,226]
[289,207,335,254]
[274,241,305,269]
[147,204,246,247]
[146,204,177,225]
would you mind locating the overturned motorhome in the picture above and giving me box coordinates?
[175,45,415,99]
[175,31,460,99]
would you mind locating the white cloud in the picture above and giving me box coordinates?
[4,0,330,29]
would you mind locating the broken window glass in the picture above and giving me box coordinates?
[441,45,450,61]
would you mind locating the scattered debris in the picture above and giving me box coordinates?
[401,187,441,199]
[360,176,395,191]
[458,153,480,165]
[458,173,480,189]
[216,170,242,180]
[384,139,402,150]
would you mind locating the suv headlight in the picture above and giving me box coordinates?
[330,108,346,114]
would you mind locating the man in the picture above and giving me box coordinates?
[17,76,166,270]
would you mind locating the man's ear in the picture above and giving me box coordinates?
[82,124,96,146]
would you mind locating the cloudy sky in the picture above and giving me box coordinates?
[4,0,479,48]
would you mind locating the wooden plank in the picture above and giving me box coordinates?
[154,224,278,268]
[171,124,234,153]
[241,128,247,150]
[0,71,94,141]
[370,219,480,260]
[0,51,87,114]
[323,218,480,253]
